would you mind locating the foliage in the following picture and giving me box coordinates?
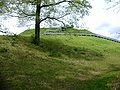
[0,0,91,26]
[0,0,92,44]
[105,0,120,12]
[0,0,4,7]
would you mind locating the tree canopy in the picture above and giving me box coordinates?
[105,0,120,12]
[0,0,92,45]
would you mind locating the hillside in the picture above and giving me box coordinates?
[20,28,93,36]
[0,29,120,90]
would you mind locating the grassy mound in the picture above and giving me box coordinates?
[0,29,120,90]
[20,28,92,36]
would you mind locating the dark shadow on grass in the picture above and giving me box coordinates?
[50,76,113,90]
[0,73,9,90]
[39,38,103,60]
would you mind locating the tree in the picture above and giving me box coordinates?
[0,0,92,45]
[105,0,120,12]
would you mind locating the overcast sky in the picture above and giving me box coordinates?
[0,0,120,40]
[85,0,120,38]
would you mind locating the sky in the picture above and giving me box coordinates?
[0,0,120,40]
[84,0,120,39]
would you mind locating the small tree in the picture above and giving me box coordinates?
[0,0,92,45]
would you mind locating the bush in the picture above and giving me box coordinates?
[61,24,74,31]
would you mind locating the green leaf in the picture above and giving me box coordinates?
[0,1,4,7]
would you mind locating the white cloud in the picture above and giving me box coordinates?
[84,0,120,39]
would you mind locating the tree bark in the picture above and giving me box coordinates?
[35,0,40,45]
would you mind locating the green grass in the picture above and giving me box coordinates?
[0,29,120,90]
[20,28,92,36]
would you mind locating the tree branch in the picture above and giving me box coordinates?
[47,17,66,27]
[40,12,69,23]
[40,0,72,9]
[16,5,35,17]
[40,16,66,27]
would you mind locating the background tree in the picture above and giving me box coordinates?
[105,0,120,12]
[0,0,92,45]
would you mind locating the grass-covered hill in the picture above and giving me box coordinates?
[0,28,120,90]
[20,28,93,36]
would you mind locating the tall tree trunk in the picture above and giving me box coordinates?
[35,0,40,45]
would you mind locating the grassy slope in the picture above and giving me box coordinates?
[20,28,92,36]
[0,29,120,90]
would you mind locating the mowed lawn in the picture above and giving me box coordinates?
[0,29,120,90]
